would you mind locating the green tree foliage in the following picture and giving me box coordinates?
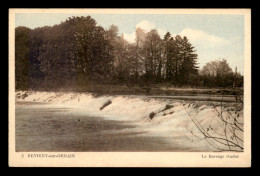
[178,36,199,85]
[199,59,242,88]
[143,29,163,82]
[37,24,76,86]
[15,16,242,90]
[29,27,46,84]
[200,59,232,77]
[15,26,31,89]
[73,17,113,85]
[161,33,199,85]
[15,16,114,89]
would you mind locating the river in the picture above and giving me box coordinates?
[16,102,179,152]
[15,101,212,152]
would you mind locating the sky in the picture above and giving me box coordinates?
[15,13,244,74]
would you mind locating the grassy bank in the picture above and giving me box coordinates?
[19,83,243,97]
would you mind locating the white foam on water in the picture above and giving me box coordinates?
[16,91,243,151]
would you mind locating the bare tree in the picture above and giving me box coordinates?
[184,92,243,152]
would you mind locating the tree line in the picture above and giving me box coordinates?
[15,16,243,90]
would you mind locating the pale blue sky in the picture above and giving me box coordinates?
[15,13,244,74]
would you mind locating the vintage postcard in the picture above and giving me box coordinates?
[8,8,251,167]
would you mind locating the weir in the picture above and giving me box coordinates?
[15,91,244,152]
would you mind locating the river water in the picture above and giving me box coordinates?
[16,101,189,152]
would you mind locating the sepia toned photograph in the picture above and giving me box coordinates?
[9,9,251,167]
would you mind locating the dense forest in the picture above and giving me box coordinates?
[15,16,243,91]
